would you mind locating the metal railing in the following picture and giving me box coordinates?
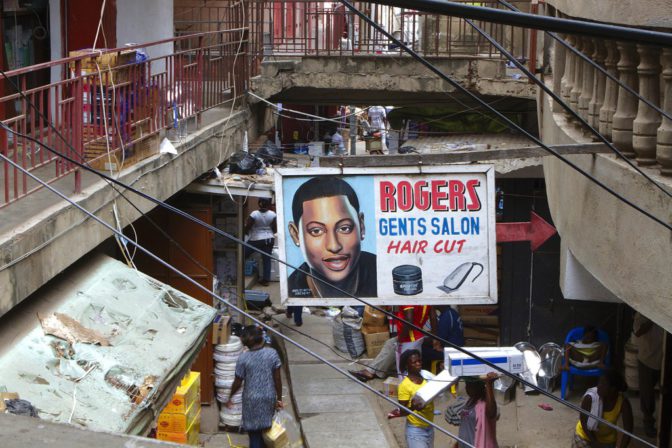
[0,28,248,208]
[175,1,531,75]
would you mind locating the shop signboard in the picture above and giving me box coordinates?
[275,166,496,306]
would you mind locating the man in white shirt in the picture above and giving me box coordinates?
[245,198,277,286]
[633,312,664,437]
[331,129,345,154]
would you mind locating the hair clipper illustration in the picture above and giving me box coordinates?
[437,262,484,294]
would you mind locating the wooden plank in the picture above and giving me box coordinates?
[319,142,609,167]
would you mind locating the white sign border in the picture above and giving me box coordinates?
[275,165,497,306]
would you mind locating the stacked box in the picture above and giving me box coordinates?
[157,371,202,446]
[458,305,500,346]
[361,325,389,358]
[69,49,137,84]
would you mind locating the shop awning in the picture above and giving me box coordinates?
[0,254,216,435]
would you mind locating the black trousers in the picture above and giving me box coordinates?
[638,360,660,428]
[245,238,274,282]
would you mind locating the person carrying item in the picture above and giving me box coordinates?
[563,325,607,370]
[226,325,283,448]
[396,305,436,374]
[572,369,633,448]
[456,373,499,448]
[633,312,663,437]
[287,176,377,299]
[398,349,435,448]
[423,305,464,372]
[244,198,277,286]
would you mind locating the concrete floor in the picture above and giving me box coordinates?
[201,277,659,448]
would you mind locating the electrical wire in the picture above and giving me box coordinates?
[0,18,660,443]
[0,124,654,447]
[249,91,369,124]
[495,0,672,123]
[337,0,671,232]
[0,152,474,448]
[463,18,672,198]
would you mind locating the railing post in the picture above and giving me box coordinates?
[196,35,204,127]
[657,48,672,176]
[612,42,639,158]
[599,41,619,139]
[588,39,607,130]
[578,38,595,121]
[73,59,83,194]
[560,35,575,105]
[569,37,584,114]
[632,45,661,166]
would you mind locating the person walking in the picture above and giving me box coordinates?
[456,373,499,448]
[572,369,633,448]
[398,349,435,448]
[244,198,277,286]
[226,325,283,448]
[633,312,663,437]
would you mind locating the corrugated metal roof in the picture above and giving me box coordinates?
[0,254,216,435]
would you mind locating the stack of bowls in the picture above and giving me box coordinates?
[213,336,244,427]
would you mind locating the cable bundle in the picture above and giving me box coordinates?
[214,336,244,427]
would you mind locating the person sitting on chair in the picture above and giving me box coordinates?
[563,325,607,371]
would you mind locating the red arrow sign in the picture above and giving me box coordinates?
[496,211,557,251]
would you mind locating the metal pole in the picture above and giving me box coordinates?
[349,105,357,155]
[367,0,672,46]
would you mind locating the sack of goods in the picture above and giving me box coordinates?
[332,306,365,358]
[214,336,244,427]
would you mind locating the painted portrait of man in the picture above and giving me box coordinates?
[286,176,377,299]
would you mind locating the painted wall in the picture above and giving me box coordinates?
[49,0,62,85]
[116,0,174,74]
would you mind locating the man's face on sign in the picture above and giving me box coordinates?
[289,195,365,283]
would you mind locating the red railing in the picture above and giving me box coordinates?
[0,28,248,208]
[175,1,531,75]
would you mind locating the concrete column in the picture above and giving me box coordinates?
[657,48,672,176]
[632,45,662,166]
[560,35,575,105]
[612,42,639,158]
[599,41,619,139]
[578,39,595,121]
[569,37,584,114]
[588,40,607,130]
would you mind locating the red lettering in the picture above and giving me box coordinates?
[414,181,430,211]
[434,239,467,254]
[449,180,466,211]
[466,179,481,211]
[380,181,396,212]
[431,180,448,211]
[398,181,413,212]
[387,240,402,253]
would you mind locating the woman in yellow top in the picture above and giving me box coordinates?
[573,370,633,448]
[398,349,435,448]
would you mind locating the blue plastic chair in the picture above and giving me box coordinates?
[560,326,610,399]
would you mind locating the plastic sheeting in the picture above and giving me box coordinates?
[0,254,216,435]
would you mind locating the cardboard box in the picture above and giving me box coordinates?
[382,377,401,398]
[212,315,231,345]
[362,323,389,334]
[445,347,524,377]
[461,315,499,326]
[363,305,386,327]
[361,326,389,358]
[163,371,201,414]
[157,399,201,433]
[157,409,201,446]
[0,392,19,412]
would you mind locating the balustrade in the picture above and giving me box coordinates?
[599,41,620,139]
[657,48,672,176]
[578,39,595,121]
[588,41,606,130]
[632,45,661,166]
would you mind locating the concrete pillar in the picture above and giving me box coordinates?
[569,37,584,114]
[560,35,575,105]
[632,45,661,166]
[599,41,619,139]
[657,48,672,176]
[588,40,607,130]
[578,39,595,121]
[612,42,639,158]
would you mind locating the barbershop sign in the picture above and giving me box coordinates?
[275,166,496,306]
